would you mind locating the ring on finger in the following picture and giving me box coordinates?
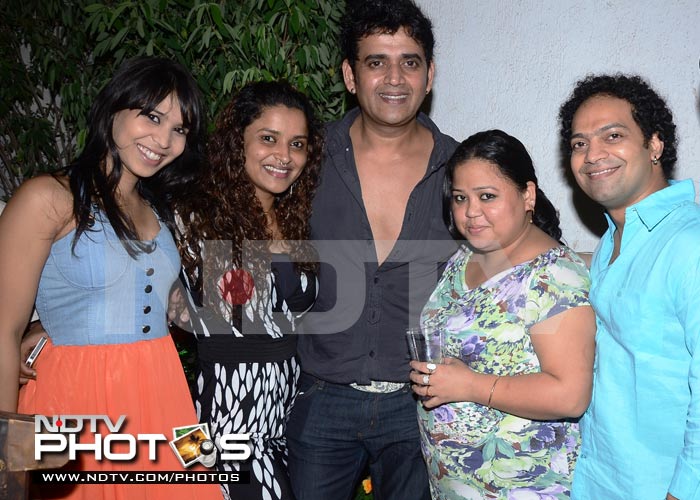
[422,374,430,385]
[426,363,437,374]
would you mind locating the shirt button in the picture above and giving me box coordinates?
[146,268,155,276]
[144,285,153,293]
[142,325,151,334]
[374,276,379,284]
[143,306,151,314]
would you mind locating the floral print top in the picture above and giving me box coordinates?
[418,245,591,500]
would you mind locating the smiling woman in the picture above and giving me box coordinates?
[0,56,222,500]
[112,95,188,183]
[410,129,595,499]
[172,80,323,500]
[242,104,310,213]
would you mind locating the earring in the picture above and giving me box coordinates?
[527,209,534,224]
[652,156,659,165]
[350,87,356,94]
[288,182,295,196]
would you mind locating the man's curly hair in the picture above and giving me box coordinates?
[558,74,677,178]
[175,81,323,294]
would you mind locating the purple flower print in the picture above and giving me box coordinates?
[460,302,476,320]
[529,423,567,451]
[564,432,578,453]
[494,275,523,303]
[432,405,456,424]
[510,294,527,313]
[444,305,476,333]
[460,334,485,363]
[535,426,555,443]
[518,464,548,481]
[461,448,484,471]
[507,483,567,500]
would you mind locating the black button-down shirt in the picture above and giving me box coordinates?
[297,109,458,384]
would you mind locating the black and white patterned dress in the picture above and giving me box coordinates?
[181,254,316,500]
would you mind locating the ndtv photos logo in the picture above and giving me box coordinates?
[34,415,251,468]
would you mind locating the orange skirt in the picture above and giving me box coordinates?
[18,335,222,500]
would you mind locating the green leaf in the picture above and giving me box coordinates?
[139,2,153,22]
[110,27,129,50]
[224,23,239,41]
[319,44,330,65]
[47,65,56,89]
[108,4,130,29]
[210,4,224,30]
[93,37,111,56]
[83,3,104,13]
[290,8,300,34]
[114,48,125,65]
[495,438,516,459]
[222,70,235,94]
[202,27,213,48]
[483,440,496,461]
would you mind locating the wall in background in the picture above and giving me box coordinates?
[416,0,700,251]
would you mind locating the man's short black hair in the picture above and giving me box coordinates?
[340,0,434,71]
[559,74,677,178]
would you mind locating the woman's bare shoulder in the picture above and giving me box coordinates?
[4,174,73,233]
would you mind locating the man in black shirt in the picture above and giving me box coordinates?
[288,1,458,498]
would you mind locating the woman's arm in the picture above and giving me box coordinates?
[411,305,596,420]
[0,176,71,411]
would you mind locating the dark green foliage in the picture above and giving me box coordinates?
[0,0,347,200]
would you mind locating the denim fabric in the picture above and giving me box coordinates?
[287,372,430,500]
[35,209,179,345]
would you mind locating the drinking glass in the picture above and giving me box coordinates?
[406,325,444,363]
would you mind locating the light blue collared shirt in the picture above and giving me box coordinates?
[572,179,700,500]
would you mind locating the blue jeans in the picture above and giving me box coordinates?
[287,372,430,500]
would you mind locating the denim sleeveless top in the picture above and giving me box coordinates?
[35,210,180,346]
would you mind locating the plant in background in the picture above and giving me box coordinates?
[83,0,347,124]
[1,0,347,200]
[356,476,373,499]
[0,0,97,198]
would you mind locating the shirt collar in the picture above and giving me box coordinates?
[325,108,455,172]
[604,179,696,232]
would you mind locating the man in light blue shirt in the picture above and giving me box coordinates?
[559,74,700,500]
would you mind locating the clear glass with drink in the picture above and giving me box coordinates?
[406,325,444,363]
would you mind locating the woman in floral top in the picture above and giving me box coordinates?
[409,130,595,499]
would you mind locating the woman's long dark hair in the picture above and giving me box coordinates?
[64,56,206,256]
[444,129,562,242]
